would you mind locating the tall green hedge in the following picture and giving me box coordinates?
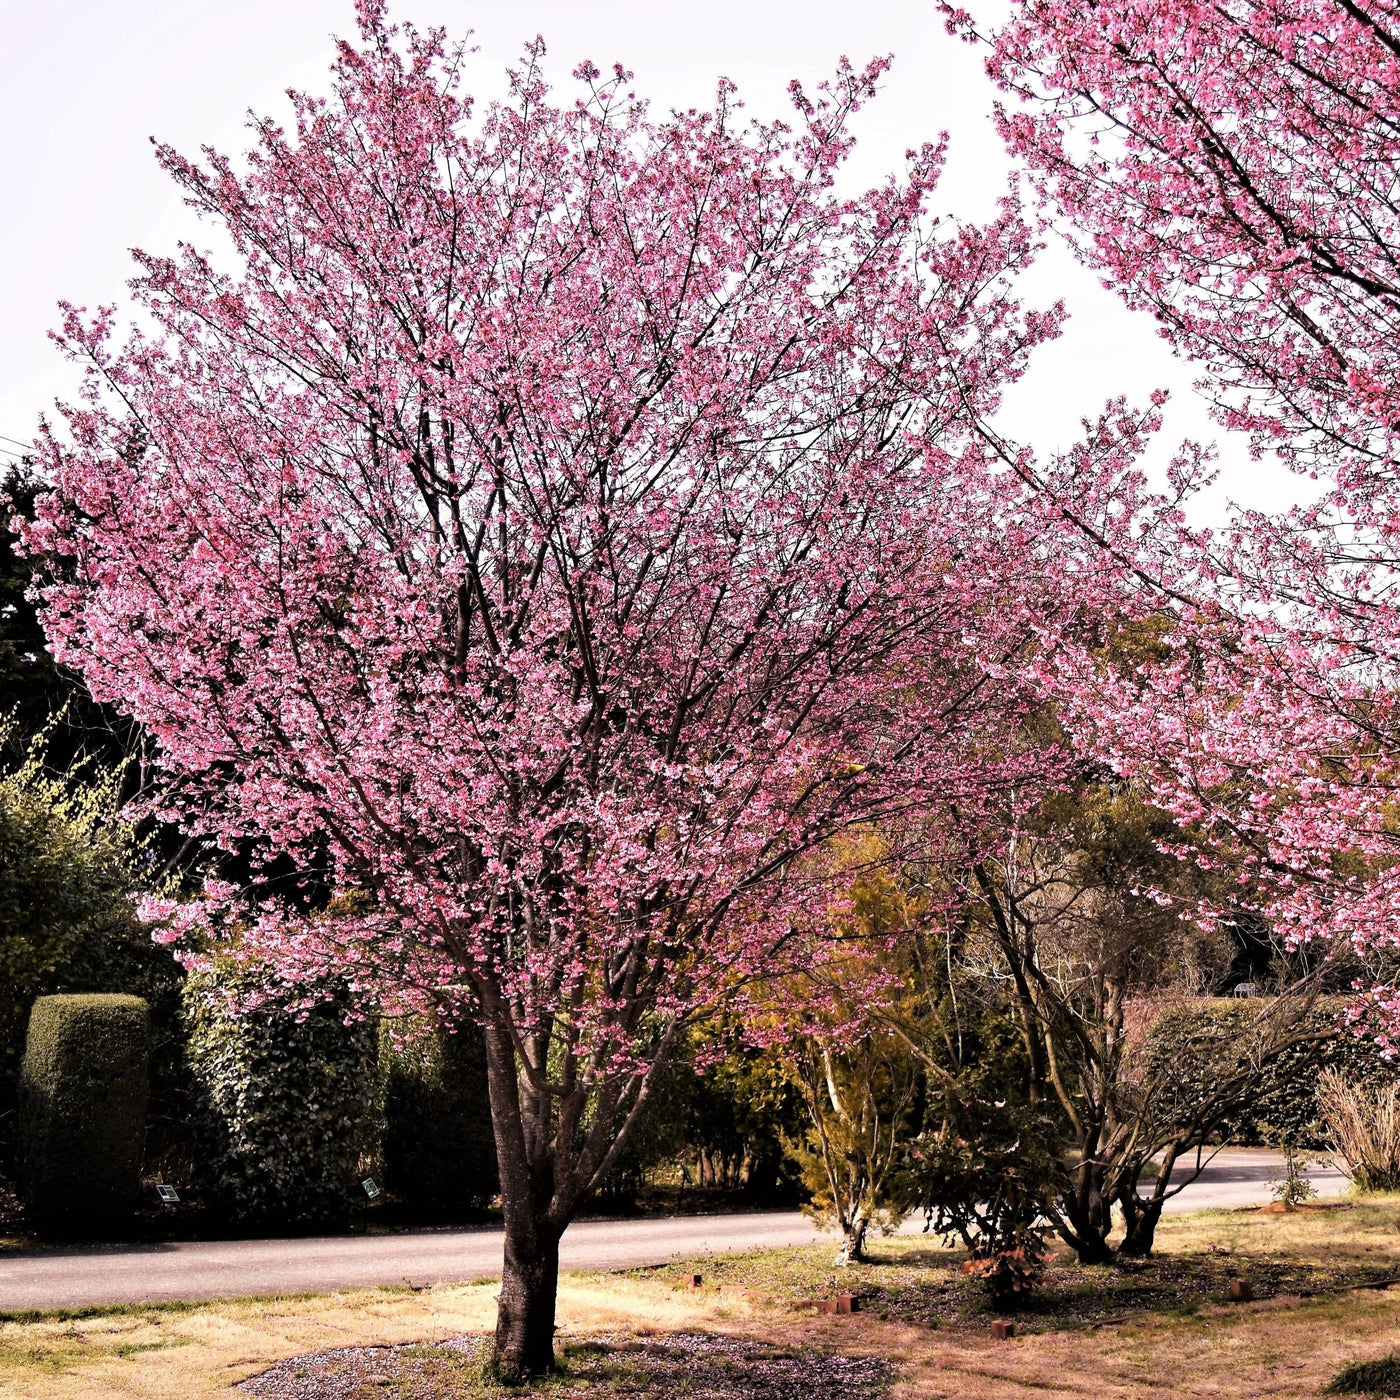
[377,1016,496,1220]
[1147,998,1400,1149]
[19,994,150,1239]
[184,966,378,1232]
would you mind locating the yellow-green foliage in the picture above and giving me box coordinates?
[787,836,925,1257]
[0,744,170,1116]
[19,994,150,1238]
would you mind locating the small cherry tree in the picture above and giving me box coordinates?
[32,5,1099,1374]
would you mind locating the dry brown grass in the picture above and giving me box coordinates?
[884,1288,1400,1399]
[0,1285,491,1399]
[1151,1192,1400,1267]
[4,1201,1400,1398]
[0,1277,792,1399]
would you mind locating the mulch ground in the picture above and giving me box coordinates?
[642,1242,1400,1333]
[861,1251,1400,1330]
[237,1332,890,1399]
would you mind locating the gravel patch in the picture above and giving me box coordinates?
[237,1331,890,1399]
[238,1336,479,1399]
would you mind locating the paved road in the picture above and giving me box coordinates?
[1158,1145,1346,1214]
[0,1147,1348,1311]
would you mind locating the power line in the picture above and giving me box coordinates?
[0,433,34,452]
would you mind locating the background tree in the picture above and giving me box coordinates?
[951,778,1328,1260]
[681,1024,804,1201]
[0,463,138,773]
[791,1023,920,1264]
[785,839,929,1264]
[27,6,1117,1374]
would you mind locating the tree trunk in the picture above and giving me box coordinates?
[1061,1223,1115,1265]
[836,1213,868,1265]
[481,1020,564,1380]
[1053,1175,1115,1264]
[1117,1148,1181,1259]
[494,1208,560,1379]
[1116,1194,1162,1258]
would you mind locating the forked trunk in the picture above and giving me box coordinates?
[494,1209,561,1378]
[1116,1194,1162,1258]
[1054,1174,1116,1264]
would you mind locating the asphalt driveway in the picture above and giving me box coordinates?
[0,1147,1347,1310]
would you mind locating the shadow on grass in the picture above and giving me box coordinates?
[638,1238,1400,1333]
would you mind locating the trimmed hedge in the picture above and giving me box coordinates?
[19,994,150,1239]
[1229,1010,1398,1148]
[1147,998,1399,1149]
[184,967,377,1232]
[377,1016,497,1221]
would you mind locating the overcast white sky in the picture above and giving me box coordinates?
[0,0,1309,518]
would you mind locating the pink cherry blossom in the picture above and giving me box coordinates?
[979,0,1400,1043]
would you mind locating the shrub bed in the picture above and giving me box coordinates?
[183,967,377,1233]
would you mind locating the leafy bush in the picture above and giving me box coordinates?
[0,748,180,1152]
[902,1094,1062,1310]
[18,993,150,1239]
[377,1015,496,1221]
[183,965,377,1232]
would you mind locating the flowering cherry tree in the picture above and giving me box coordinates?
[31,4,1111,1373]
[970,0,1400,1020]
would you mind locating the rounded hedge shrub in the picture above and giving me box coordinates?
[377,1015,496,1221]
[184,965,377,1233]
[19,993,150,1239]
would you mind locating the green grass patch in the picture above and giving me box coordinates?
[0,1330,190,1374]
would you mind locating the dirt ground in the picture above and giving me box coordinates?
[4,1200,1400,1398]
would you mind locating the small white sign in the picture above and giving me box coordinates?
[155,1184,180,1204]
[361,1177,381,1200]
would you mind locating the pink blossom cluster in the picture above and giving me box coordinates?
[980,0,1400,1041]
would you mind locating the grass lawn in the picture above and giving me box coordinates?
[5,1200,1400,1397]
